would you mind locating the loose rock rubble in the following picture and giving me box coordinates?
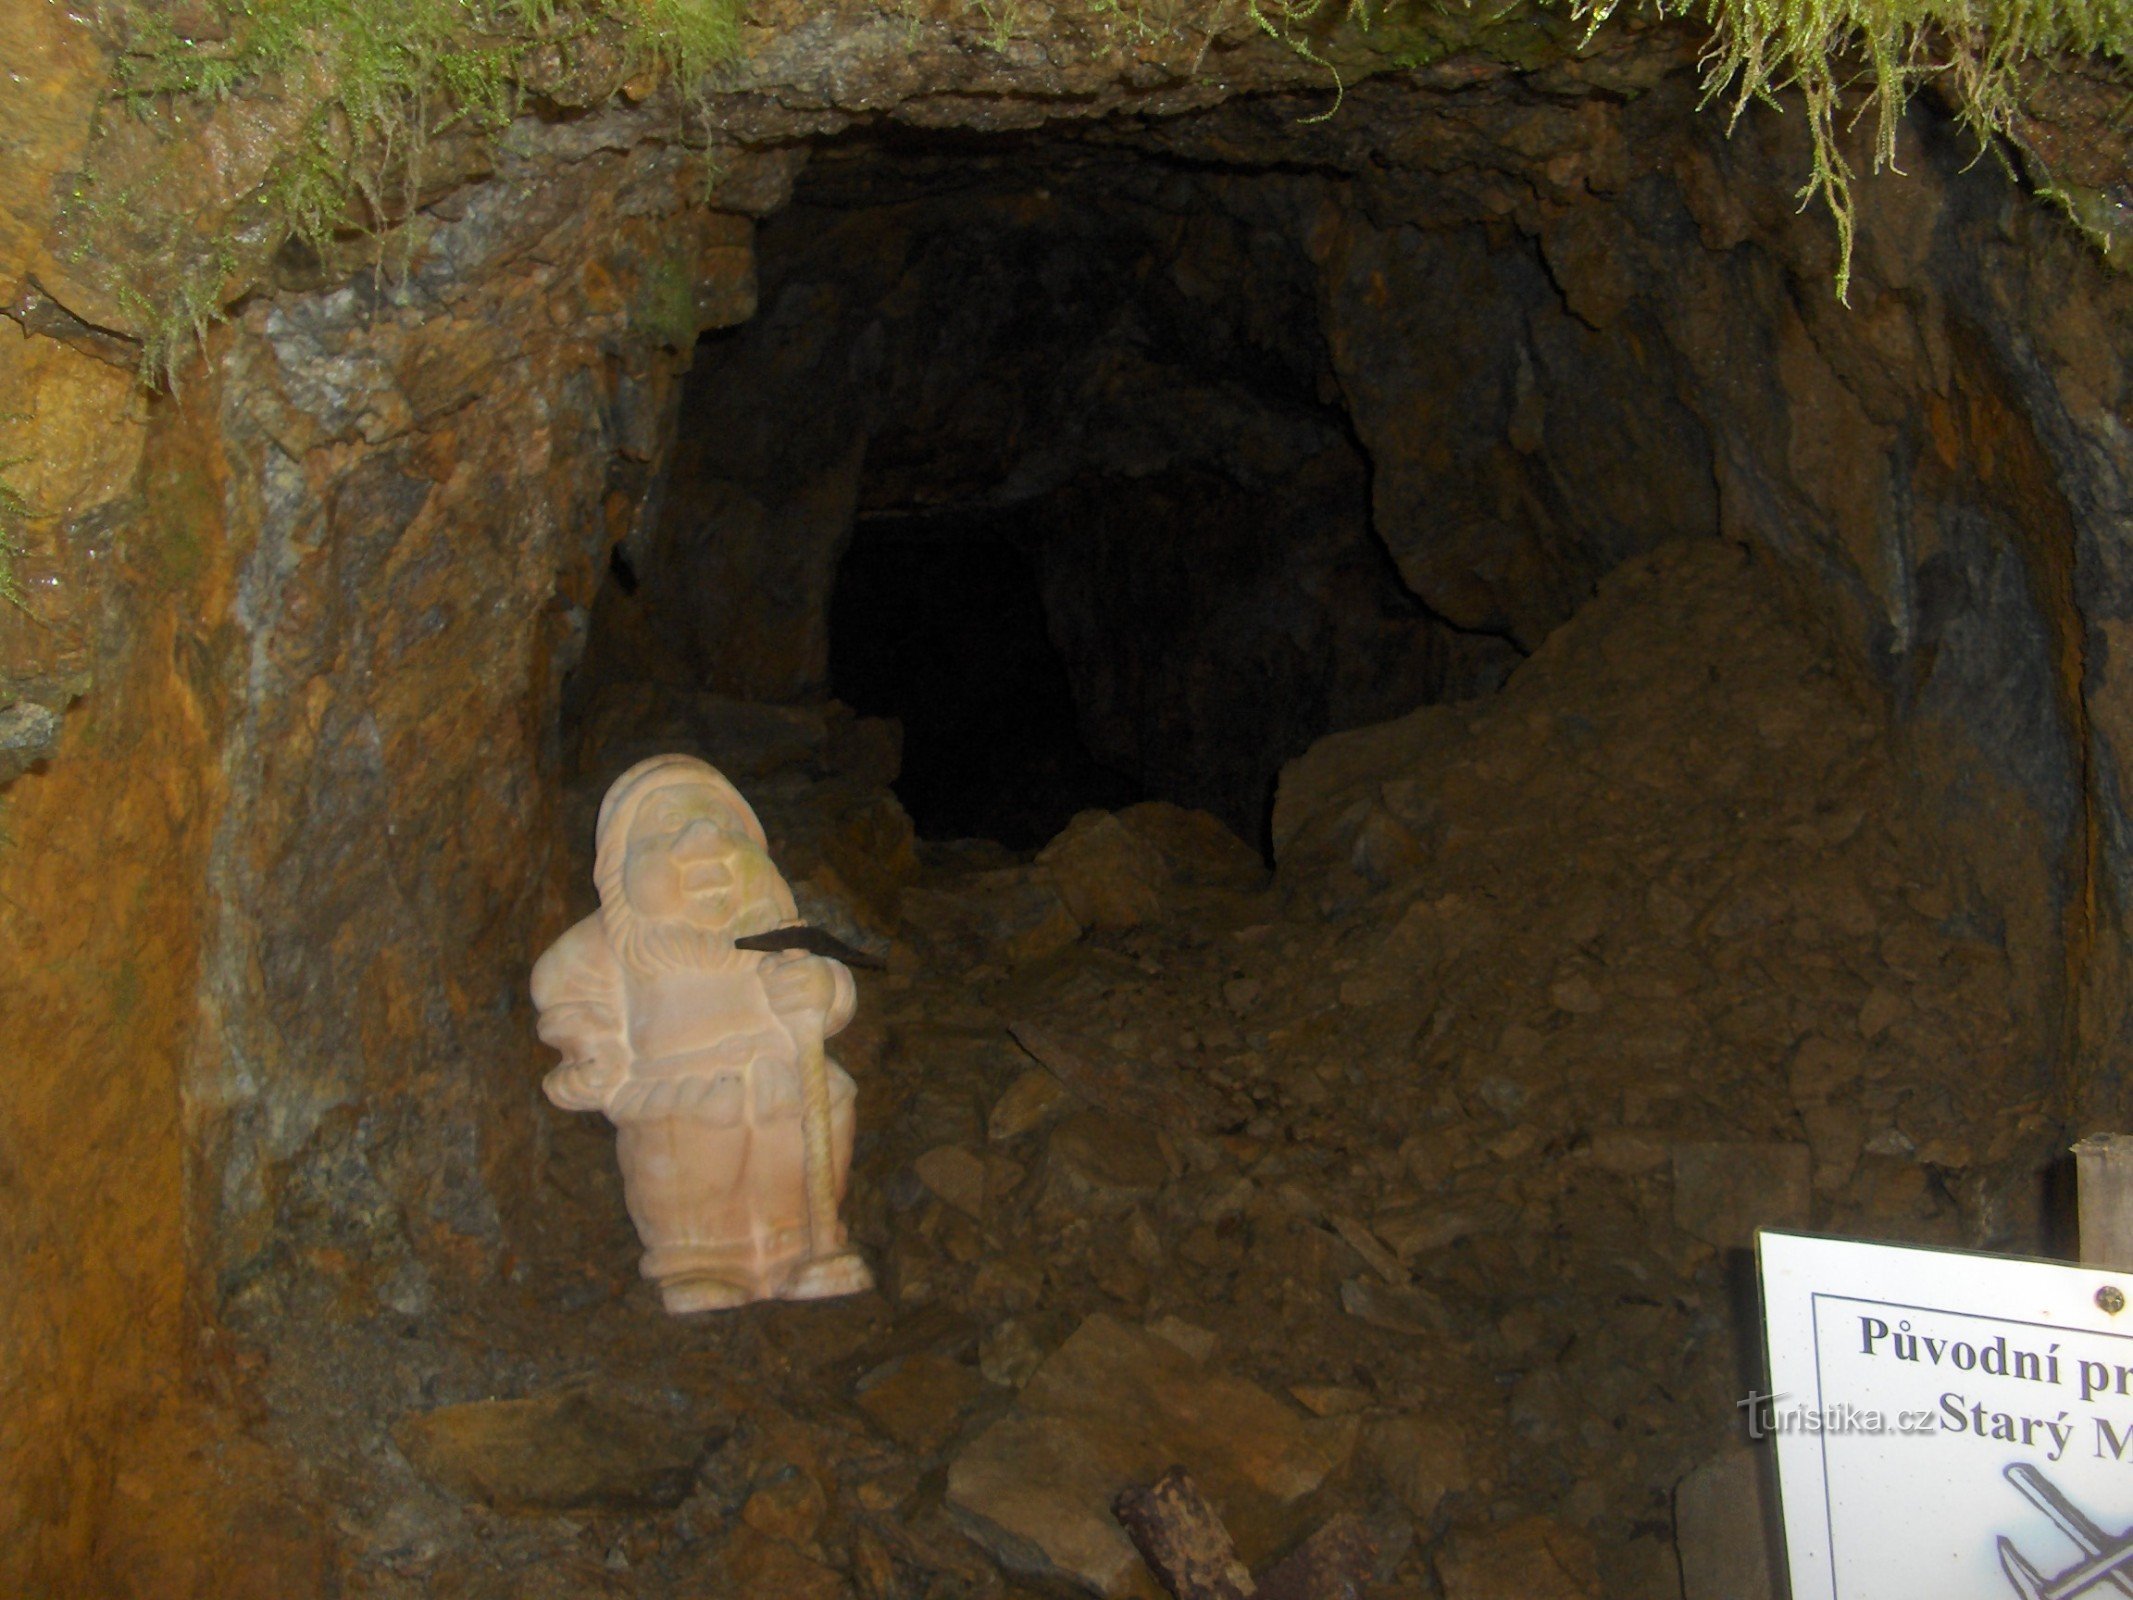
[947,1312,1353,1594]
[234,537,2059,1596]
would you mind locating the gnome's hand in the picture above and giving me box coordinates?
[761,950,840,1021]
[544,1045,626,1112]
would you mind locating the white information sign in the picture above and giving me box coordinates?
[1761,1230,2133,1599]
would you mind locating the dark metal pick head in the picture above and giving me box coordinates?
[733,925,887,970]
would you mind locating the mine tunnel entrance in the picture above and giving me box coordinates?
[827,508,1142,850]
[15,0,2133,1571]
[563,129,1553,855]
[493,106,2098,1600]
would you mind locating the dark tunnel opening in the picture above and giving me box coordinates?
[827,508,1144,850]
[564,128,1557,855]
[118,71,2126,1600]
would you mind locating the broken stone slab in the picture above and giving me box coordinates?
[1042,1110,1173,1215]
[394,1388,716,1512]
[1011,1020,1220,1130]
[1115,802,1268,892]
[1288,1384,1373,1418]
[854,1348,989,1454]
[1269,704,1455,863]
[1113,1466,1379,1600]
[1338,1276,1452,1337]
[1327,1213,1406,1285]
[0,699,62,782]
[947,1313,1355,1597]
[903,870,1082,967]
[1670,1142,1812,1250]
[740,1464,831,1546]
[988,1064,1076,1141]
[914,1143,990,1219]
[1370,1205,1483,1261]
[1038,809,1170,928]
[1112,1468,1256,1600]
[716,1524,854,1600]
[1360,1414,1469,1520]
[980,1317,1048,1387]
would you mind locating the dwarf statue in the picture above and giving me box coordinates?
[531,754,872,1313]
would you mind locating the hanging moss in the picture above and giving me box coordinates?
[0,446,28,612]
[76,0,2133,377]
[90,0,749,381]
[1583,0,2129,296]
[1343,0,2132,295]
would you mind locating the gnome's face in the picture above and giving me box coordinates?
[620,781,784,934]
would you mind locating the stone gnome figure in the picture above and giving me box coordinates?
[531,754,871,1312]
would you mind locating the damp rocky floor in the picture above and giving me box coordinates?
[228,538,2062,1598]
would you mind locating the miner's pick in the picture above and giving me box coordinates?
[734,924,887,970]
[1999,1462,2133,1600]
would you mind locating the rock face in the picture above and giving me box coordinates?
[1670,1143,1814,1251]
[0,1,2130,1594]
[0,76,793,1596]
[1675,1450,1780,1600]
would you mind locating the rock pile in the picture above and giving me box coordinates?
[237,537,2058,1598]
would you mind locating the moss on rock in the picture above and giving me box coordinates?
[52,0,2133,373]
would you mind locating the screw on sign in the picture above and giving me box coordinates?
[1998,1463,2133,1599]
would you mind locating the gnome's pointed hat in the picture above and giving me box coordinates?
[592,754,768,909]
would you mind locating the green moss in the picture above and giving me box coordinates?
[2042,178,2133,268]
[142,434,222,589]
[632,253,703,350]
[1180,0,2133,295]
[98,0,752,382]
[80,0,2133,364]
[1106,0,2130,296]
[0,521,25,613]
[0,424,29,613]
[1337,0,1586,79]
[1555,0,2132,298]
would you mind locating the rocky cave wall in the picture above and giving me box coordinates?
[574,136,1549,843]
[0,51,803,1584]
[572,90,2129,895]
[4,7,2133,1591]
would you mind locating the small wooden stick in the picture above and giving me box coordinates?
[1113,1470,1382,1600]
[788,1005,842,1261]
[1112,1468,1257,1600]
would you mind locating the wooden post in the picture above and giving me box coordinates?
[2073,1134,2133,1270]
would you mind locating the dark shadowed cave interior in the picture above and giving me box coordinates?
[8,15,2133,1600]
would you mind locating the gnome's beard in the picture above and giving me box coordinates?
[603,907,764,977]
[601,859,791,978]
